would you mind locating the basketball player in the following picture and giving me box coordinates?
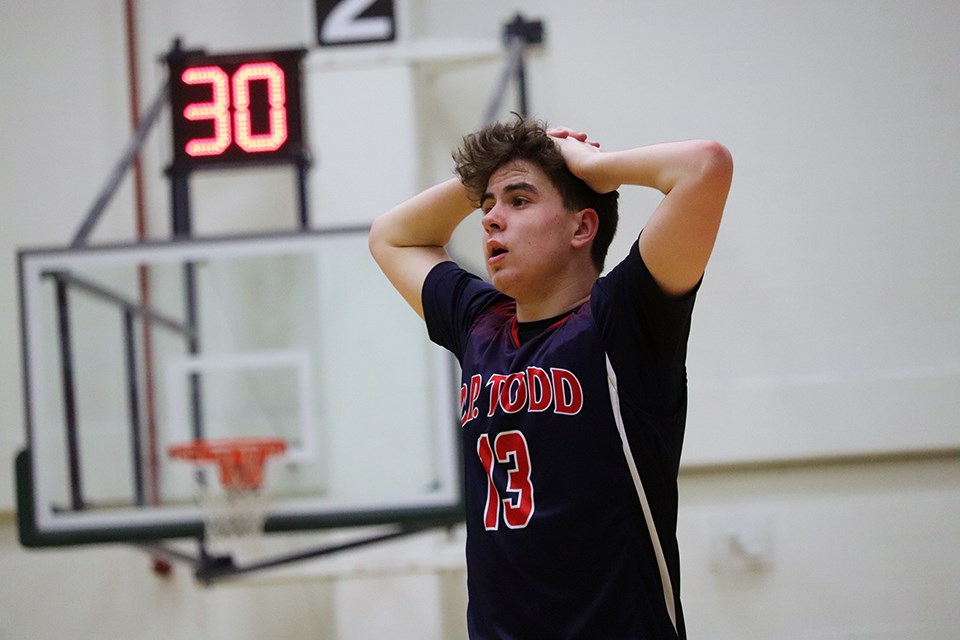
[369,117,732,638]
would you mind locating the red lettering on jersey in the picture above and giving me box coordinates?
[495,431,535,528]
[501,372,527,414]
[477,434,499,530]
[474,367,584,419]
[551,368,583,415]
[526,366,552,412]
[486,374,508,417]
[462,374,483,426]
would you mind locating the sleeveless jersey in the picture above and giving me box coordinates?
[423,241,697,639]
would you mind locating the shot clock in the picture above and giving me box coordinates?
[167,48,307,171]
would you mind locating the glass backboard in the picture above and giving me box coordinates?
[16,229,462,546]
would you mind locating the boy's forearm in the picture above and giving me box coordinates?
[581,140,732,195]
[370,177,476,250]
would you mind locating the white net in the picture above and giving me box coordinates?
[198,484,268,541]
[169,437,287,544]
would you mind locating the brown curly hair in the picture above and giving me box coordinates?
[452,116,620,272]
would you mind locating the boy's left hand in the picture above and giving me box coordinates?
[547,127,619,194]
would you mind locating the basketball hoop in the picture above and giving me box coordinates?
[168,437,287,540]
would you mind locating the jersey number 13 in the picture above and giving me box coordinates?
[477,431,535,530]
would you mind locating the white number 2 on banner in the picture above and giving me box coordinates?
[316,0,397,46]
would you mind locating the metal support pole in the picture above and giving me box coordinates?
[296,159,310,230]
[54,276,84,511]
[503,13,543,118]
[70,82,169,248]
[123,309,146,506]
[169,170,192,237]
[515,49,529,117]
[168,169,204,444]
[481,42,525,125]
[183,262,202,442]
[481,14,544,125]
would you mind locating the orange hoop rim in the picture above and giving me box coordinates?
[168,436,287,491]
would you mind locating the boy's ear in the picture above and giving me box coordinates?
[571,208,599,249]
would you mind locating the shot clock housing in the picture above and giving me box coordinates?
[167,46,308,171]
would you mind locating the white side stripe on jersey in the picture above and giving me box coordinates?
[605,354,678,635]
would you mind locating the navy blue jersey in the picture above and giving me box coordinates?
[423,241,697,640]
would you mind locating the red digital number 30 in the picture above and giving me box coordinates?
[181,62,288,157]
[477,431,535,531]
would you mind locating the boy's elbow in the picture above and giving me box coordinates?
[368,215,390,259]
[698,140,733,183]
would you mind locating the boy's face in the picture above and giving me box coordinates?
[479,160,580,302]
